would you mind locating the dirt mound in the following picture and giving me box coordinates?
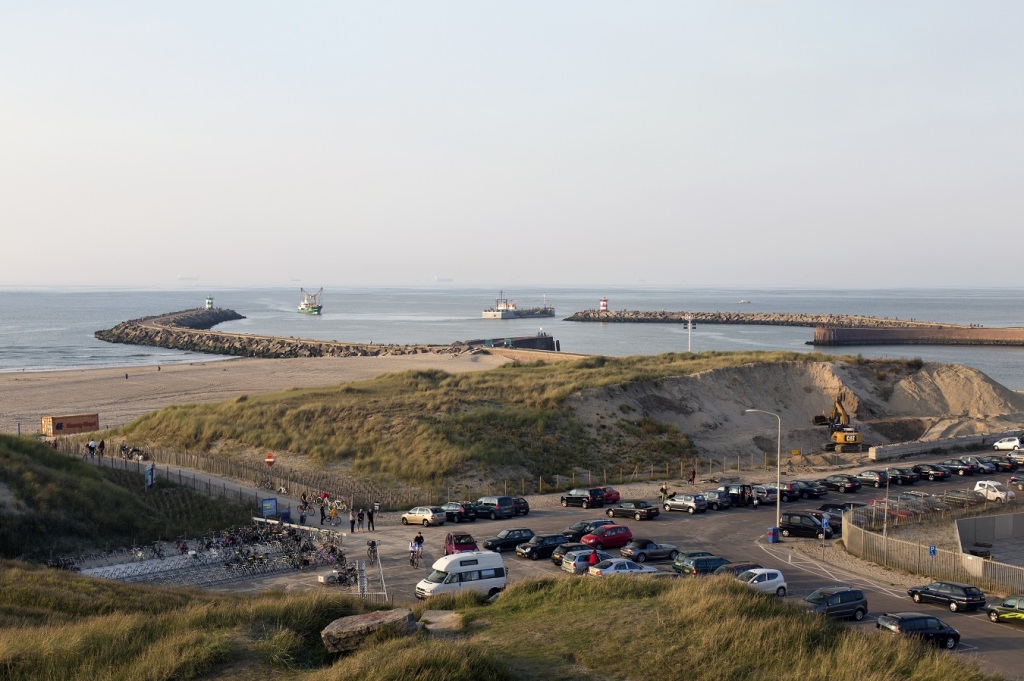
[569,360,1024,467]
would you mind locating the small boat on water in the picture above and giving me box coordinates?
[482,291,555,319]
[738,300,751,304]
[298,287,323,315]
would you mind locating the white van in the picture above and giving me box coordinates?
[415,550,507,599]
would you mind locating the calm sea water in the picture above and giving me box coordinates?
[2,286,1024,389]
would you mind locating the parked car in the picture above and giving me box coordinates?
[974,480,1016,502]
[800,508,842,534]
[993,436,1023,451]
[701,489,732,511]
[402,506,446,526]
[560,487,606,509]
[896,491,951,512]
[887,468,920,486]
[867,498,918,519]
[779,512,834,539]
[662,493,707,514]
[551,542,588,566]
[588,558,658,577]
[440,501,478,523]
[856,470,889,488]
[444,532,478,555]
[776,482,804,502]
[791,480,827,499]
[959,456,996,474]
[561,549,613,574]
[907,580,986,612]
[821,475,861,493]
[595,486,621,504]
[620,538,678,563]
[737,568,787,596]
[481,528,535,553]
[670,550,715,573]
[510,497,530,516]
[988,455,1019,472]
[1009,474,1024,492]
[911,464,951,482]
[674,554,731,575]
[560,519,615,543]
[717,483,755,507]
[818,501,866,514]
[803,586,868,620]
[986,594,1024,623]
[752,485,778,505]
[939,459,975,476]
[713,561,762,577]
[940,489,986,507]
[607,500,661,520]
[515,533,567,560]
[580,524,633,550]
[471,496,515,520]
[876,612,960,649]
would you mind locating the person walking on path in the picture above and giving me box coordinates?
[319,502,326,526]
[366,506,375,531]
[688,468,696,485]
[98,440,105,457]
[659,482,669,503]
[357,508,365,532]
[349,509,356,533]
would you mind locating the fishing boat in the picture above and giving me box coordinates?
[298,288,323,315]
[482,291,555,319]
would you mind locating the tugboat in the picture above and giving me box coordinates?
[482,291,555,319]
[298,288,323,315]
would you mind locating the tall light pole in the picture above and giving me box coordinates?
[745,409,782,530]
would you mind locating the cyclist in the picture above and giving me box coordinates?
[408,539,420,567]
[413,532,424,558]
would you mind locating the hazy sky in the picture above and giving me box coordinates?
[3,3,1022,288]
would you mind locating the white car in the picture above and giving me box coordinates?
[974,480,1016,502]
[561,549,613,574]
[993,437,1022,451]
[587,558,658,577]
[737,568,788,597]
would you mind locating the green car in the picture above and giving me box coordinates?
[987,594,1024,623]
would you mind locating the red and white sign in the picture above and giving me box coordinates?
[264,453,276,467]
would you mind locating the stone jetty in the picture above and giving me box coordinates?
[95,308,467,359]
[564,309,958,329]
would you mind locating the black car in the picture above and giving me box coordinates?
[821,475,861,493]
[907,581,986,612]
[911,464,951,482]
[938,459,975,476]
[818,501,866,514]
[888,468,919,485]
[512,497,530,516]
[776,482,803,502]
[856,470,888,488]
[560,487,606,509]
[876,612,960,649]
[560,519,615,542]
[440,501,478,523]
[515,533,567,560]
[779,512,833,539]
[481,528,535,553]
[983,456,1017,472]
[713,561,762,576]
[673,555,731,575]
[606,500,660,520]
[790,480,826,499]
[717,483,755,507]
[551,541,588,566]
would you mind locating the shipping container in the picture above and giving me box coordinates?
[40,413,99,437]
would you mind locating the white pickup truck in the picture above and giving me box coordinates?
[974,480,1016,502]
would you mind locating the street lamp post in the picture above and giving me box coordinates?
[745,409,782,530]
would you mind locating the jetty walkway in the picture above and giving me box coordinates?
[563,309,961,329]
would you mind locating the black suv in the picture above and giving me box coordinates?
[560,519,614,542]
[779,512,833,539]
[876,612,960,649]
[471,496,515,520]
[440,501,478,523]
[560,487,606,509]
[803,586,868,620]
[515,533,567,560]
[821,475,861,493]
[907,580,986,612]
[856,470,888,488]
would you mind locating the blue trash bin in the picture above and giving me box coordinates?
[279,509,291,523]
[767,527,779,544]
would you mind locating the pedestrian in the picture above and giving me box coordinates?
[588,549,600,567]
[299,507,307,525]
[688,468,696,485]
[349,509,356,533]
[357,508,365,532]
[157,366,160,372]
[659,482,668,503]
[125,373,128,380]
[319,503,326,526]
[366,506,375,531]
[87,440,97,457]
[98,440,105,457]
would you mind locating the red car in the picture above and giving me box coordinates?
[580,524,633,550]
[443,532,478,555]
[596,486,621,504]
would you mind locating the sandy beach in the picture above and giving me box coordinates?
[0,353,511,435]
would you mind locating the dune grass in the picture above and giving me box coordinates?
[119,351,841,483]
[0,435,254,559]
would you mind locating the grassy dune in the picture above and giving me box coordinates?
[0,564,991,680]
[119,351,837,482]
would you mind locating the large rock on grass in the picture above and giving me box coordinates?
[321,608,417,654]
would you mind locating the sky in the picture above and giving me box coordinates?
[2,2,1023,289]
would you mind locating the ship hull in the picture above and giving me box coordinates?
[482,307,555,320]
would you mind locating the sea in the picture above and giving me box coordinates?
[3,286,1024,390]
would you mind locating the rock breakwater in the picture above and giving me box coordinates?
[565,310,959,329]
[95,308,467,359]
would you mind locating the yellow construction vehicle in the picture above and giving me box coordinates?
[814,394,864,453]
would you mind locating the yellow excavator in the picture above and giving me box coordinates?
[813,394,864,453]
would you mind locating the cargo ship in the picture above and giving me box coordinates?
[482,291,555,319]
[298,287,323,315]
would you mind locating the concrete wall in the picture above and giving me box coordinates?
[814,326,1024,346]
[868,432,1018,461]
[956,513,1024,547]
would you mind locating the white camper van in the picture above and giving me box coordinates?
[415,550,507,599]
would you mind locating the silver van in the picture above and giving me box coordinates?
[803,586,868,620]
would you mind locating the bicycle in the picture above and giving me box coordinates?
[366,540,378,562]
[409,549,420,568]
